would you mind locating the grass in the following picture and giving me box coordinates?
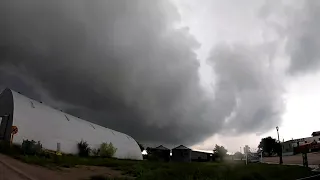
[12,155,319,180]
[0,142,318,180]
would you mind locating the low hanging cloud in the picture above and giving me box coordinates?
[207,44,284,135]
[260,0,320,75]
[286,1,320,74]
[0,0,285,147]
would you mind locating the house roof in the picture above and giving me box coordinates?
[192,150,212,154]
[312,131,320,136]
[173,145,190,150]
[155,145,170,150]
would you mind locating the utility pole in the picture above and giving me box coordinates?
[276,126,283,165]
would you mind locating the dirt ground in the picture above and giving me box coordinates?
[263,152,320,165]
[0,154,130,180]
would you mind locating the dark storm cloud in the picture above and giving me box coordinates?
[0,0,215,146]
[0,0,284,146]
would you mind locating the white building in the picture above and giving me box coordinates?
[0,89,142,160]
[282,135,320,156]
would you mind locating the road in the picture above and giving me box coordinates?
[0,163,27,180]
[263,152,320,165]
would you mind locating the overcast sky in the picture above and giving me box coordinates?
[1,0,320,153]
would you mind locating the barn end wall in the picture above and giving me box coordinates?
[9,90,142,160]
[0,89,14,141]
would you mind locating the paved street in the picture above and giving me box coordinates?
[263,152,320,165]
[0,163,27,180]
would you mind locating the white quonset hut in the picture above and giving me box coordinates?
[0,89,142,160]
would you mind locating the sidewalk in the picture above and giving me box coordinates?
[263,161,319,170]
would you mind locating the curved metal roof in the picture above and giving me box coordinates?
[5,89,142,160]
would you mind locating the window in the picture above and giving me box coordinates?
[64,115,70,121]
[30,101,35,108]
[0,117,2,125]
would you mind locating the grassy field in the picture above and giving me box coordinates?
[0,143,318,180]
[12,155,318,180]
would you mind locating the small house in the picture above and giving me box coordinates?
[172,145,191,162]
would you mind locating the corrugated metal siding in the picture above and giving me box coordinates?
[191,151,208,160]
[10,90,142,160]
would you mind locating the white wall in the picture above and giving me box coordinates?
[11,90,142,160]
[295,136,320,146]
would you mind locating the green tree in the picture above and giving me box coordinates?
[213,144,228,160]
[258,136,278,157]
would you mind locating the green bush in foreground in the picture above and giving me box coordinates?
[100,142,117,158]
[21,140,42,155]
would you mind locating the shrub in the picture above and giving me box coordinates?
[21,140,42,155]
[78,140,90,157]
[100,142,117,158]
[91,148,100,157]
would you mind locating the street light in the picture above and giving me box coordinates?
[276,126,283,165]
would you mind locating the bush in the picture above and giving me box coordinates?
[100,142,117,158]
[91,148,100,157]
[78,140,90,157]
[21,140,42,155]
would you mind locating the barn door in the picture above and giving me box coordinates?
[0,115,10,141]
